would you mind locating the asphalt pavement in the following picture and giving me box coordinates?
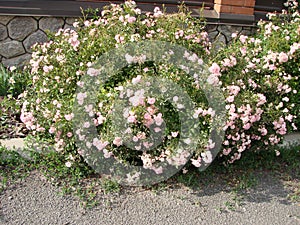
[0,170,299,225]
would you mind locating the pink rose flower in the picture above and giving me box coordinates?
[147,97,156,105]
[127,115,136,123]
[127,16,136,23]
[113,137,123,147]
[278,52,288,63]
[209,63,221,75]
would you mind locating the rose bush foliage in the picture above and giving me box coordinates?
[20,0,299,178]
[213,0,300,163]
[21,2,215,176]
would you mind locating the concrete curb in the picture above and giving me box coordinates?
[0,138,30,160]
[279,132,300,148]
[0,138,25,150]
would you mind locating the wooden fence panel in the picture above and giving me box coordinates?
[255,0,285,12]
[254,0,286,21]
[0,0,214,16]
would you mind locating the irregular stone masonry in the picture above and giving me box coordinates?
[0,16,76,67]
[0,15,255,68]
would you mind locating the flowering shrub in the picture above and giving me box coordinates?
[213,0,300,163]
[20,0,300,182]
[21,1,217,181]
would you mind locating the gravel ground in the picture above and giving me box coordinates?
[0,171,299,225]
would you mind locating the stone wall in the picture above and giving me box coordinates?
[0,15,256,68]
[0,16,76,67]
[206,23,256,51]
